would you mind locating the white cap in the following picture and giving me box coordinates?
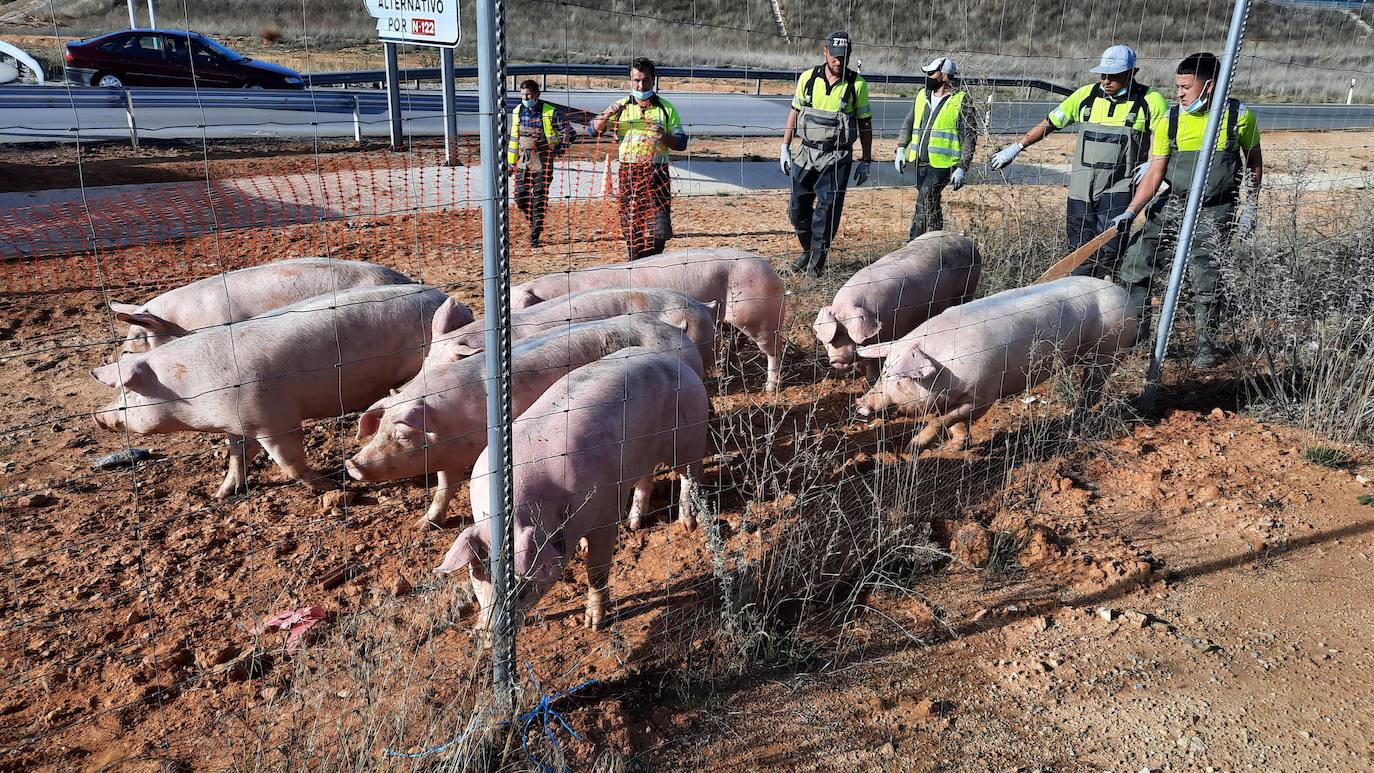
[1090,45,1137,75]
[921,56,958,76]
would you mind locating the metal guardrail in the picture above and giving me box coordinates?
[0,85,465,112]
[301,62,1074,95]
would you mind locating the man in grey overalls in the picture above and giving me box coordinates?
[779,31,874,279]
[990,45,1168,276]
[1111,52,1263,367]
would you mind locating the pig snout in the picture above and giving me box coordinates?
[854,389,891,418]
[92,404,123,431]
[828,344,857,369]
[344,457,368,481]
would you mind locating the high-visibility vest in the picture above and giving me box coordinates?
[507,101,560,165]
[905,89,965,169]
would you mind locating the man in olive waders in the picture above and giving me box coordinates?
[1111,52,1263,368]
[779,30,874,279]
[508,80,574,247]
[990,45,1169,277]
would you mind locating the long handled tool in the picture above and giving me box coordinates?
[1034,226,1123,284]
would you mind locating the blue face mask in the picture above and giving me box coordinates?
[1183,81,1212,114]
[630,88,654,101]
[522,98,538,109]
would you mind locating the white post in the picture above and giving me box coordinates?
[352,94,362,143]
[1349,78,1356,106]
[145,0,156,28]
[124,88,139,149]
[126,0,137,28]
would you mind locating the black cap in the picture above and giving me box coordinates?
[825,31,851,59]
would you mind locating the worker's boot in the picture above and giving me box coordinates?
[1190,301,1224,369]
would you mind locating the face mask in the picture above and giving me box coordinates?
[925,76,942,91]
[522,98,538,109]
[630,88,654,101]
[1183,81,1212,114]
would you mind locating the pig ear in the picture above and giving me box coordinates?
[891,345,941,380]
[511,286,542,310]
[515,525,561,584]
[452,338,484,357]
[850,312,881,343]
[109,301,143,316]
[855,342,893,360]
[357,407,383,441]
[431,298,474,338]
[812,306,838,344]
[437,526,489,580]
[113,310,188,337]
[90,359,153,391]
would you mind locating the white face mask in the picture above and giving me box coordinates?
[1183,80,1213,114]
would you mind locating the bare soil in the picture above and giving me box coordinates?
[0,141,1371,772]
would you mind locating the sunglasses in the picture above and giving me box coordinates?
[1098,72,1129,81]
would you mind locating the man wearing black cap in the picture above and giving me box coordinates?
[779,30,874,278]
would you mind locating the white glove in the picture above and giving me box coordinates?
[990,142,1023,171]
[1237,200,1257,236]
[893,146,907,174]
[853,161,871,186]
[951,167,967,191]
[779,143,792,176]
[1110,209,1136,234]
[1131,161,1150,184]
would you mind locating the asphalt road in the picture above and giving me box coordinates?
[3,86,1374,144]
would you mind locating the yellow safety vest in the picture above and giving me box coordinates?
[905,89,965,169]
[507,101,560,165]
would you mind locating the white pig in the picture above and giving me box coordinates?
[346,316,705,525]
[90,285,466,498]
[107,258,415,355]
[813,231,980,379]
[429,287,717,371]
[508,248,787,391]
[854,277,1137,453]
[436,347,709,631]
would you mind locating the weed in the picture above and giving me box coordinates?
[1358,494,1373,507]
[1303,445,1353,468]
[985,530,1027,576]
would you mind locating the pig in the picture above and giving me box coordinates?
[813,231,980,380]
[90,284,466,498]
[106,258,416,356]
[346,315,705,525]
[435,347,709,631]
[854,276,1137,453]
[429,287,717,372]
[508,248,787,391]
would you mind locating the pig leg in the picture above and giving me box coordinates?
[941,414,973,451]
[627,475,654,531]
[583,528,616,631]
[676,460,703,530]
[862,358,880,383]
[216,434,262,499]
[910,403,975,454]
[258,428,332,491]
[755,331,783,393]
[420,470,458,528]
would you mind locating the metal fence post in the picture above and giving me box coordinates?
[1144,0,1252,403]
[352,95,362,144]
[441,47,458,166]
[476,0,517,711]
[1349,78,1356,105]
[384,42,403,150]
[123,88,139,149]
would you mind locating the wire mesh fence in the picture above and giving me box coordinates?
[2,0,1374,768]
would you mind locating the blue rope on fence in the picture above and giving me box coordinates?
[379,662,597,766]
[515,662,598,773]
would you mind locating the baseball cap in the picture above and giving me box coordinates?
[1090,44,1137,74]
[922,56,958,76]
[825,31,851,59]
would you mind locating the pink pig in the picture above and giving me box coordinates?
[106,257,414,356]
[428,287,717,371]
[854,277,1137,453]
[813,231,980,379]
[509,248,787,391]
[347,316,705,526]
[90,285,468,498]
[436,347,709,632]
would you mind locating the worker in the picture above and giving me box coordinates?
[779,31,874,278]
[893,56,978,239]
[508,80,574,247]
[990,45,1169,277]
[1111,52,1262,368]
[588,57,688,259]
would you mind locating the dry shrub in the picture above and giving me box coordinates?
[1221,159,1374,443]
[260,26,283,44]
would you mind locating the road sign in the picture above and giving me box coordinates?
[367,0,460,47]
